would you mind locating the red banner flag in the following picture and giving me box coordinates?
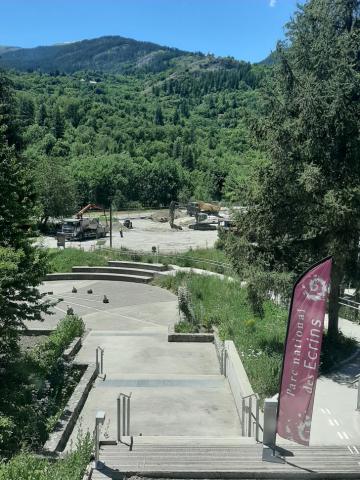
[277,257,332,446]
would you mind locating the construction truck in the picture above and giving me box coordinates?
[187,201,221,217]
[60,204,109,241]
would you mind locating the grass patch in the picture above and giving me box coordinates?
[0,433,92,480]
[155,272,288,399]
[339,304,360,324]
[156,272,359,400]
[48,248,109,272]
[47,246,232,274]
[175,321,198,333]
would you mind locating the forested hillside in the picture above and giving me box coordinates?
[4,47,266,222]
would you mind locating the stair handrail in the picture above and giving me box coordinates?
[117,392,132,446]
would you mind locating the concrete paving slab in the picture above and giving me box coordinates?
[76,330,220,376]
[34,281,247,455]
[68,375,241,445]
[25,280,178,331]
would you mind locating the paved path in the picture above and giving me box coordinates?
[307,315,360,448]
[32,279,360,475]
[34,280,241,450]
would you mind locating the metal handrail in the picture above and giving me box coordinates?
[117,392,132,445]
[100,246,232,269]
[340,296,360,306]
[96,346,105,378]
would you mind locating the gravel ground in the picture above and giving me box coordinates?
[36,209,220,253]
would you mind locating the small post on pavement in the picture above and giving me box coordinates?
[357,376,360,411]
[109,202,113,249]
[94,410,106,470]
[262,394,284,463]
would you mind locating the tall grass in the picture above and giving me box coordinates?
[0,433,92,480]
[156,273,287,399]
[156,273,358,400]
[47,247,231,274]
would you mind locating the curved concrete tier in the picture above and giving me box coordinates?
[45,272,151,283]
[108,260,167,271]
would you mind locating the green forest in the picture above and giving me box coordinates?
[0,0,359,476]
[3,51,266,225]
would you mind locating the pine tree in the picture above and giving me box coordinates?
[37,103,47,126]
[172,138,182,158]
[226,0,360,337]
[52,105,65,138]
[172,108,180,125]
[0,74,51,361]
[154,105,164,126]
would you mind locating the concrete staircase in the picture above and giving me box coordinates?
[45,261,167,283]
[92,441,360,479]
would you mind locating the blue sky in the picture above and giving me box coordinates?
[0,0,301,62]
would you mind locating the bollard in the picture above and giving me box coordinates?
[95,411,106,470]
[262,395,284,463]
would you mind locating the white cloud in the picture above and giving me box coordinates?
[269,0,277,7]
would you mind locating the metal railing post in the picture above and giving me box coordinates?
[118,392,132,444]
[241,397,245,436]
[122,395,126,436]
[255,396,260,442]
[117,396,121,442]
[94,411,105,470]
[248,396,252,437]
[96,347,105,379]
[127,396,130,435]
[96,348,99,374]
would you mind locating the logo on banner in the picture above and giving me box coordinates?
[302,275,328,302]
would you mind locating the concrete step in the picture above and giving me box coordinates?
[118,435,256,447]
[94,443,360,479]
[108,260,167,271]
[101,373,226,389]
[71,266,154,277]
[45,272,151,283]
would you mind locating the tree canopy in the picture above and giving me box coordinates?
[226,0,360,336]
[0,72,51,360]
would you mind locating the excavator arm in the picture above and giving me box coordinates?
[75,203,102,218]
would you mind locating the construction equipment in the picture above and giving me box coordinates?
[187,201,221,216]
[123,219,133,229]
[61,204,109,241]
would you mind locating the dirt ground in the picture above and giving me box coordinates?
[38,208,222,253]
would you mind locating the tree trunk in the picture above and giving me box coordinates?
[41,216,49,226]
[327,258,344,339]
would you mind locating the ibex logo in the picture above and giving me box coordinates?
[302,275,328,302]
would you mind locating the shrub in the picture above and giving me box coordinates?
[0,433,92,480]
[0,315,86,457]
[178,285,196,324]
[28,315,85,373]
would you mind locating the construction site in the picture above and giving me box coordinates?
[40,202,232,253]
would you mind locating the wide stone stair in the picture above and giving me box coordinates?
[92,441,360,479]
[45,261,168,283]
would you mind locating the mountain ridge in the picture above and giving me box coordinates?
[0,35,199,74]
[0,35,255,74]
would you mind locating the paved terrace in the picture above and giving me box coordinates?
[32,280,241,446]
[27,279,360,478]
